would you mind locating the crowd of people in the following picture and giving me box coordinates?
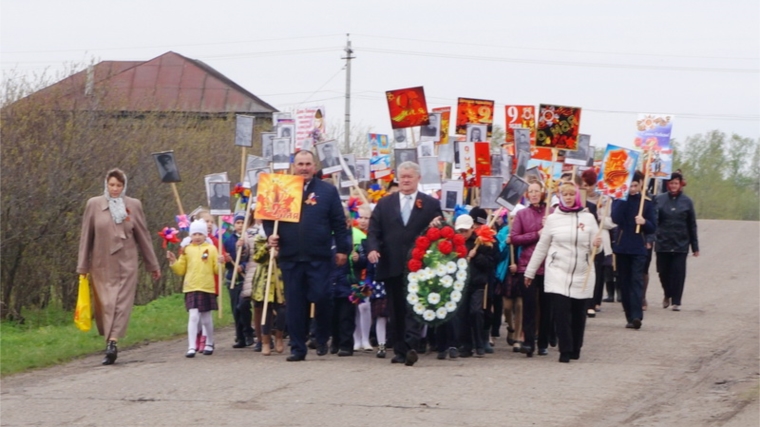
[78,157,699,366]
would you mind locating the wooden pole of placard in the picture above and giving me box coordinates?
[635,149,653,234]
[544,148,558,217]
[261,221,279,325]
[229,194,255,289]
[240,147,247,184]
[170,183,185,216]
[582,197,608,292]
[217,216,224,318]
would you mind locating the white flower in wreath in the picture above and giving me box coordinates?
[440,275,453,288]
[457,258,468,270]
[427,292,441,305]
[407,282,419,294]
[408,272,419,282]
[436,307,448,319]
[456,270,468,282]
[413,303,426,315]
[453,280,465,291]
[435,264,448,277]
[423,310,436,321]
[407,293,419,305]
[445,301,457,312]
[446,261,457,274]
[450,290,462,303]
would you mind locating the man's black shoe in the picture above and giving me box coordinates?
[390,355,406,364]
[405,349,418,366]
[316,344,328,356]
[286,354,306,362]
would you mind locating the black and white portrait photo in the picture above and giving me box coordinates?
[316,141,342,174]
[393,128,408,148]
[394,148,417,171]
[355,158,370,182]
[440,180,463,212]
[565,134,591,166]
[496,175,529,211]
[418,156,440,189]
[417,140,434,158]
[466,124,487,142]
[277,123,295,141]
[514,128,531,154]
[234,115,254,147]
[480,176,502,209]
[261,132,276,161]
[490,154,502,178]
[153,151,181,183]
[272,137,291,168]
[207,181,231,215]
[246,168,268,195]
[339,154,357,187]
[524,166,542,185]
[516,150,531,178]
[246,155,268,172]
[420,112,440,141]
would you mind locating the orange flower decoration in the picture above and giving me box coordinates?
[474,225,496,247]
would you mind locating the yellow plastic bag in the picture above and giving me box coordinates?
[74,274,92,332]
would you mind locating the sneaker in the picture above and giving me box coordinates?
[632,318,642,329]
[376,344,386,359]
[202,345,214,356]
[672,305,681,311]
[663,297,671,309]
[362,344,374,352]
[185,349,196,358]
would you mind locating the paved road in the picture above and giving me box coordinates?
[2,220,758,427]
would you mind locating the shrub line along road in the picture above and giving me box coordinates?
[2,220,758,427]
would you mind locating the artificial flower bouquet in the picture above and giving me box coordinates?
[405,224,469,325]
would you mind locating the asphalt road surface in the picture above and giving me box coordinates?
[2,220,758,426]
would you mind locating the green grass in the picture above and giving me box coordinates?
[0,290,234,376]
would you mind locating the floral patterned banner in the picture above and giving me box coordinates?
[254,173,304,222]
[536,104,582,151]
[597,144,641,201]
[455,97,494,136]
[385,86,430,129]
[634,113,674,178]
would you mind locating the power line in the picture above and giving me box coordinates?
[358,47,760,74]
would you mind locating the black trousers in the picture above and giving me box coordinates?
[331,297,356,351]
[551,294,589,357]
[435,320,458,352]
[486,282,503,338]
[386,275,425,358]
[589,253,605,308]
[616,254,646,323]
[458,288,485,352]
[520,274,552,349]
[228,280,253,342]
[656,252,688,305]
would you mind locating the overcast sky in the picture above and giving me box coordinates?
[2,0,758,150]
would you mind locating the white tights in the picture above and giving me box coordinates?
[353,300,372,348]
[188,309,214,350]
[375,316,387,346]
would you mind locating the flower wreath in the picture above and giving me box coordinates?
[405,224,469,325]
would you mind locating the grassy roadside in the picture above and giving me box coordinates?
[0,291,233,377]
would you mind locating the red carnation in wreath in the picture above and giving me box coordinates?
[407,259,423,272]
[426,227,441,241]
[411,248,426,260]
[438,240,453,255]
[440,226,455,239]
[455,245,468,258]
[415,236,431,251]
[453,234,466,246]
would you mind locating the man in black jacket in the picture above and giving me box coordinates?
[367,162,443,366]
[654,172,699,311]
[265,150,350,361]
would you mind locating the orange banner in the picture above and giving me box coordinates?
[455,97,494,136]
[386,86,430,129]
[504,105,536,146]
[432,106,451,145]
[254,173,304,223]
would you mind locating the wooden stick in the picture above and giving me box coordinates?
[635,149,653,234]
[229,194,255,289]
[310,303,315,318]
[582,197,609,292]
[217,216,224,319]
[483,284,488,310]
[240,147,247,184]
[170,183,185,215]
[544,148,558,217]
[261,221,279,326]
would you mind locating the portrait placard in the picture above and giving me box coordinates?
[339,154,358,188]
[234,115,254,147]
[355,158,370,182]
[206,180,231,216]
[420,112,441,142]
[261,132,276,161]
[394,148,418,171]
[246,167,268,196]
[496,175,529,211]
[565,134,591,166]
[272,137,291,170]
[419,156,441,191]
[152,150,181,183]
[417,140,435,158]
[316,140,342,175]
[440,180,464,212]
[480,176,503,209]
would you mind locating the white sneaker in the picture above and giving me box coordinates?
[672,305,681,311]
[185,349,196,358]
[362,344,374,352]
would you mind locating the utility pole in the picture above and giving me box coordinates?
[342,34,355,154]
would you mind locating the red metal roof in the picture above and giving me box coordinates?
[23,51,277,114]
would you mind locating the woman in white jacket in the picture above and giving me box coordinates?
[524,182,601,363]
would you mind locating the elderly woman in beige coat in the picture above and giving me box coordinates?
[77,168,160,365]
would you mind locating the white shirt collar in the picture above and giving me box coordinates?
[399,191,417,205]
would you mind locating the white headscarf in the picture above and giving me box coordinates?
[103,171,128,224]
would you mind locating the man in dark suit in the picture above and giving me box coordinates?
[272,139,290,163]
[367,161,443,366]
[265,150,349,361]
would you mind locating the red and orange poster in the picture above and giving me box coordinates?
[456,97,494,136]
[254,173,304,222]
[536,104,582,151]
[474,142,491,185]
[505,105,536,146]
[386,86,430,129]
[432,106,451,145]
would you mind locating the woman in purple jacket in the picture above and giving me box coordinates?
[510,181,554,357]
